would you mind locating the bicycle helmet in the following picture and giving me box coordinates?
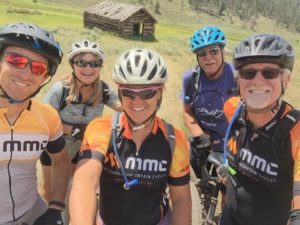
[112,48,168,85]
[233,33,295,71]
[0,22,63,76]
[191,26,226,53]
[67,40,104,63]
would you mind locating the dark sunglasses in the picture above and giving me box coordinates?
[196,47,220,58]
[72,59,102,68]
[239,67,284,80]
[118,86,161,100]
[3,52,48,76]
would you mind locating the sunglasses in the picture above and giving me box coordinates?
[72,59,102,68]
[196,47,220,58]
[239,67,283,80]
[3,52,48,76]
[118,86,161,100]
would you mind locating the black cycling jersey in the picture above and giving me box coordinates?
[223,101,300,225]
[79,114,190,225]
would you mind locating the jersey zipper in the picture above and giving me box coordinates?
[4,109,24,221]
[8,126,16,221]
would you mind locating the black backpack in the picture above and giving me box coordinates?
[184,65,237,104]
[58,80,110,111]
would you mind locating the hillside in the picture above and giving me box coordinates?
[0,0,300,127]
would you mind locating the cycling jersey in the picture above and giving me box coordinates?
[222,101,300,225]
[79,113,190,225]
[181,62,236,152]
[40,79,121,165]
[0,100,65,224]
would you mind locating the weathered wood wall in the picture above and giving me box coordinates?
[84,9,155,36]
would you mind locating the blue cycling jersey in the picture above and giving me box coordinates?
[182,62,236,152]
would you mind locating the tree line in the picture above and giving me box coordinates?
[188,0,300,32]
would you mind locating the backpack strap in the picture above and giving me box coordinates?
[58,83,70,111]
[184,63,237,104]
[163,120,176,157]
[184,66,201,104]
[59,80,111,111]
[101,80,110,105]
[112,112,121,131]
[111,114,176,158]
[272,109,300,142]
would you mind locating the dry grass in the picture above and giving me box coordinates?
[1,0,300,131]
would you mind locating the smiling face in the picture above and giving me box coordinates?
[0,46,49,101]
[238,63,287,111]
[71,53,102,85]
[196,44,224,79]
[119,85,162,125]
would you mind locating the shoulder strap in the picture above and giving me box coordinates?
[163,120,176,157]
[112,112,121,128]
[101,80,110,105]
[111,112,122,143]
[58,84,70,111]
[184,66,201,104]
[111,114,176,158]
[272,109,300,142]
[271,108,300,168]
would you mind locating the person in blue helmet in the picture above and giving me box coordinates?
[181,25,237,208]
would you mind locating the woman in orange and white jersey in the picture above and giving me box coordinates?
[69,48,192,225]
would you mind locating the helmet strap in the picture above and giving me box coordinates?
[123,99,162,132]
[197,53,225,80]
[245,99,281,114]
[0,77,52,104]
[243,78,285,115]
[125,109,157,132]
[72,71,96,87]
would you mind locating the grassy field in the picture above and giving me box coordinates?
[0,0,300,131]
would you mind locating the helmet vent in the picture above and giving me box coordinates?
[215,34,220,41]
[147,64,157,80]
[126,61,132,74]
[160,68,167,78]
[141,61,147,76]
[135,55,141,67]
[118,66,126,79]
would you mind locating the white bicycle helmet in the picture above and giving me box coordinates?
[112,48,168,85]
[67,39,104,63]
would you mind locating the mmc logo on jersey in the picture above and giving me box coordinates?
[125,156,168,172]
[0,133,48,160]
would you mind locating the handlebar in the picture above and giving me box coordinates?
[200,151,224,183]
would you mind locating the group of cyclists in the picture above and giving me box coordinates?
[0,21,299,225]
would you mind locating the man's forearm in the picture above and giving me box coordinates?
[51,149,70,203]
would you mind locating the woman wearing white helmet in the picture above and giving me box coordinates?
[39,40,122,223]
[70,48,192,225]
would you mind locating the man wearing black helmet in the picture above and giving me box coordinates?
[219,33,300,225]
[0,22,69,225]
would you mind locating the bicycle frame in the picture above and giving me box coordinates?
[195,152,224,225]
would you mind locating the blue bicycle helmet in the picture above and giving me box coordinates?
[191,26,226,53]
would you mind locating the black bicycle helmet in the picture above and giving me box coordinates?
[233,33,295,71]
[0,22,63,76]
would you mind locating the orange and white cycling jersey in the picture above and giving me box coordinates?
[79,113,190,225]
[0,100,65,223]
